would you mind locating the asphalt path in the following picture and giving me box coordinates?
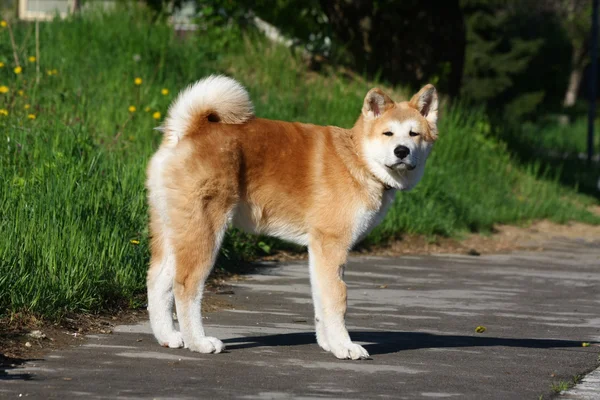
[3,237,600,399]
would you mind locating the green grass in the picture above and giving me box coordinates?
[0,6,598,318]
[521,117,600,156]
[494,116,600,196]
[550,380,571,394]
[550,374,583,394]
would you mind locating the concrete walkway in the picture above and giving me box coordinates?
[2,238,600,399]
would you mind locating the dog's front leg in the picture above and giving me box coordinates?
[308,236,370,360]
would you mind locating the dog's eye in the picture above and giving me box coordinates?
[383,131,393,137]
[409,130,419,137]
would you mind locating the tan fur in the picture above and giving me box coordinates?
[146,76,438,359]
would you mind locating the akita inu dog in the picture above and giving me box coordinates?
[146,75,438,359]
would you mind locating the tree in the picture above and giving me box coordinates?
[460,0,545,117]
[542,1,592,107]
[318,0,466,96]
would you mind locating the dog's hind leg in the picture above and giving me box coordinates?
[309,234,369,360]
[147,208,184,348]
[171,197,233,354]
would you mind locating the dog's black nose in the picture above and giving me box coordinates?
[394,145,410,159]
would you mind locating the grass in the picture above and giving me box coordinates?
[550,374,583,394]
[521,117,600,156]
[494,116,600,196]
[0,6,599,319]
[550,380,571,393]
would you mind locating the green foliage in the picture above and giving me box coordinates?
[0,8,597,319]
[240,0,330,54]
[550,379,572,393]
[461,2,544,111]
[503,91,545,120]
[520,117,600,154]
[551,0,592,46]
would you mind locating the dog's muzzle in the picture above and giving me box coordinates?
[387,162,416,171]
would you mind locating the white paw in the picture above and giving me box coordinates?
[160,332,184,348]
[330,342,370,360]
[316,330,330,352]
[186,336,225,354]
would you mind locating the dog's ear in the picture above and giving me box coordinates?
[409,84,438,125]
[362,88,395,120]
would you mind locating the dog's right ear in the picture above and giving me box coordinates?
[362,88,395,120]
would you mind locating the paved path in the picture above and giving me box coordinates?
[3,238,600,399]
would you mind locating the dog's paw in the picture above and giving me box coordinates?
[160,332,184,348]
[316,323,331,351]
[317,336,331,352]
[186,336,225,354]
[330,342,370,360]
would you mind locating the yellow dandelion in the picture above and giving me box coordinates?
[51,69,58,75]
[28,56,36,63]
[475,326,486,333]
[14,66,22,75]
[17,90,24,96]
[0,109,8,116]
[27,114,36,120]
[46,70,52,76]
[0,20,7,28]
[144,106,151,112]
[128,105,136,113]
[134,77,142,85]
[130,239,140,245]
[24,104,30,110]
[0,62,4,68]
[161,88,169,95]
[0,86,9,94]
[152,111,161,120]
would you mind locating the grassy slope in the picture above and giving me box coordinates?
[0,8,598,318]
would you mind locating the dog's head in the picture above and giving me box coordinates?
[359,85,438,191]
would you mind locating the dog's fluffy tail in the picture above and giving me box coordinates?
[161,75,254,147]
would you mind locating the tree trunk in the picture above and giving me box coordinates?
[563,46,586,107]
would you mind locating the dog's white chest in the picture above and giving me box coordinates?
[351,189,396,245]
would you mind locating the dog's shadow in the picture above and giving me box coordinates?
[0,355,38,381]
[223,331,593,355]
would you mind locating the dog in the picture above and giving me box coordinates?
[146,75,438,360]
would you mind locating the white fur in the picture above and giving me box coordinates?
[147,246,183,348]
[362,119,432,191]
[146,147,184,348]
[321,301,370,360]
[147,148,173,224]
[352,188,397,246]
[162,75,254,147]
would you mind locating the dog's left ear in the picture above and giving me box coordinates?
[362,88,395,120]
[410,84,438,126]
